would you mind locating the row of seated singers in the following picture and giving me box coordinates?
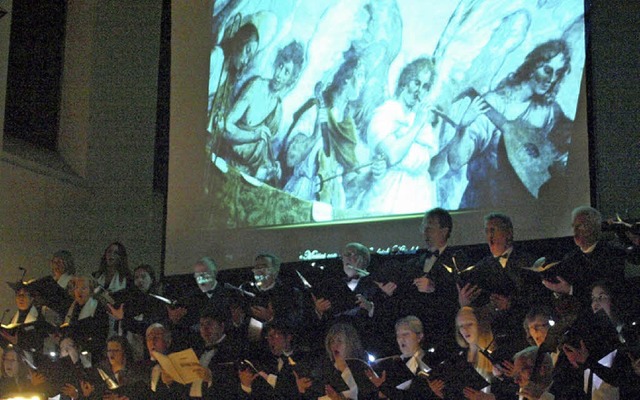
[0,205,639,399]
[0,297,637,400]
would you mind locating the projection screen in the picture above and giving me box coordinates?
[166,0,590,273]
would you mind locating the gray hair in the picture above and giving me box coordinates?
[146,323,172,344]
[513,346,554,394]
[344,242,371,269]
[395,315,423,335]
[571,206,602,232]
[196,256,218,277]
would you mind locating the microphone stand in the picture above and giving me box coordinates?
[346,264,370,278]
[224,282,256,298]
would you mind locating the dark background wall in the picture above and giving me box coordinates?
[588,1,640,217]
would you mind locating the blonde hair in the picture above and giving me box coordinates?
[455,307,494,378]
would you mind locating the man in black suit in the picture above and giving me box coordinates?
[143,323,191,399]
[459,212,542,310]
[239,319,310,399]
[190,306,243,398]
[540,207,626,400]
[311,242,390,354]
[312,243,380,320]
[247,253,307,339]
[412,207,467,302]
[167,256,232,350]
[398,208,469,355]
[543,206,626,305]
[458,213,541,360]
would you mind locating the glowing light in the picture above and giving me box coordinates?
[6,394,43,400]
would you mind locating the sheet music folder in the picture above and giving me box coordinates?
[420,353,489,399]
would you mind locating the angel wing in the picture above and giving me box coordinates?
[427,0,585,207]
[430,0,534,118]
[429,0,585,123]
[555,14,586,120]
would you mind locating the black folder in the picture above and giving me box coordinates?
[371,355,416,389]
[420,353,489,400]
[346,358,378,398]
[23,276,73,316]
[295,358,351,398]
[457,263,516,297]
[525,257,566,283]
[313,277,359,316]
[1,318,59,336]
[559,309,621,361]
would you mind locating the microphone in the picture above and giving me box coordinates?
[346,264,370,277]
[224,282,256,298]
[295,270,313,290]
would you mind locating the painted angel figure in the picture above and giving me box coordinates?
[427,0,585,210]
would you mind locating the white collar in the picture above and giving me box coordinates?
[57,273,73,289]
[65,297,98,323]
[9,306,39,326]
[428,244,447,255]
[97,271,127,292]
[581,242,598,254]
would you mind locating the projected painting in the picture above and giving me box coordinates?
[203,0,585,229]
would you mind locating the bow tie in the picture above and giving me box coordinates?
[277,354,295,369]
[204,343,219,351]
[344,276,360,283]
[427,249,440,258]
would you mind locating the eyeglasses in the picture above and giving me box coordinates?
[194,272,213,285]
